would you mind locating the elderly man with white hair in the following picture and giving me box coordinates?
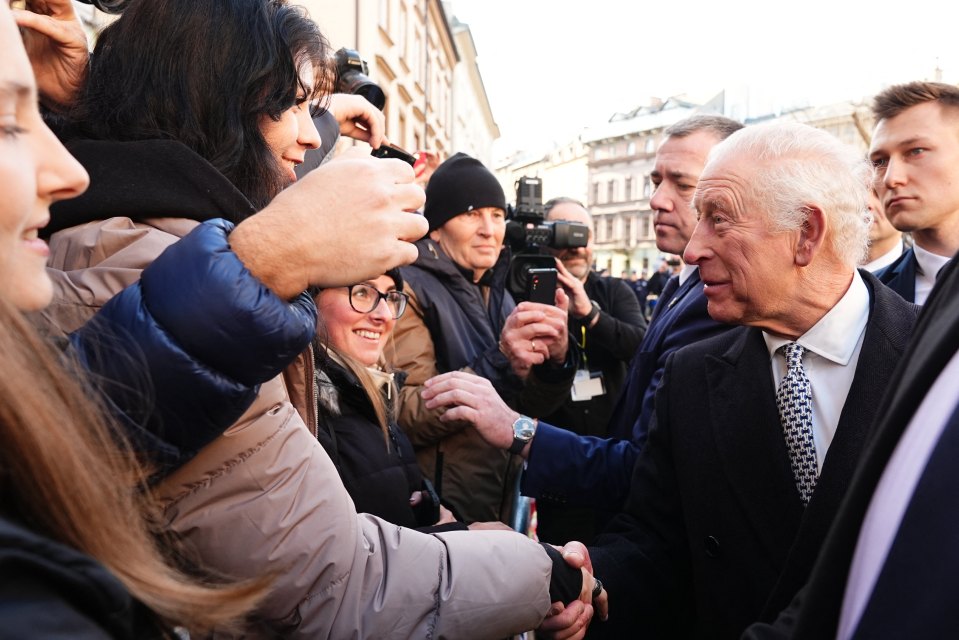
[579,122,921,639]
[425,122,920,639]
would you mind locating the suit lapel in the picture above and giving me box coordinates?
[788,265,955,638]
[762,274,917,619]
[887,250,917,302]
[649,271,700,333]
[706,328,803,562]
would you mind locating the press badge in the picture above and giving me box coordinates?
[571,369,606,401]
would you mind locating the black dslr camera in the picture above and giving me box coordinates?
[506,177,589,301]
[75,0,130,13]
[334,48,386,111]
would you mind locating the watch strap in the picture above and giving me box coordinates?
[509,435,528,455]
[583,300,601,325]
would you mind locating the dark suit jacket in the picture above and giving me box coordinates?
[873,247,917,302]
[588,271,918,639]
[744,257,959,639]
[522,270,731,511]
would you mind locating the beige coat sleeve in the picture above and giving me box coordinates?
[157,377,552,639]
[43,218,194,332]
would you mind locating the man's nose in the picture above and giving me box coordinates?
[683,221,709,264]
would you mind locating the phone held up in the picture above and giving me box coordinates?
[371,144,417,167]
[526,268,558,305]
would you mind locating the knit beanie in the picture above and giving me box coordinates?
[424,152,507,232]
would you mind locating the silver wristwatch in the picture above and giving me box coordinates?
[509,415,538,454]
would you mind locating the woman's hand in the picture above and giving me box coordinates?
[14,0,89,111]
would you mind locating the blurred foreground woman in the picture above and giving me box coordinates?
[0,2,288,636]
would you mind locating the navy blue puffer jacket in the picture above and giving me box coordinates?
[68,219,316,474]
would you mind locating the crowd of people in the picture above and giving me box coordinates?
[3,1,959,639]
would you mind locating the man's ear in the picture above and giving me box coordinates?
[796,206,826,267]
[429,229,441,243]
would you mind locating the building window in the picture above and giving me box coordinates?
[606,217,614,240]
[645,137,655,153]
[627,141,636,156]
[413,31,423,83]
[607,180,615,203]
[398,6,407,55]
[625,176,633,200]
[644,174,652,198]
[379,0,389,29]
[592,182,600,205]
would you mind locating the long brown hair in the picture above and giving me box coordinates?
[334,347,395,440]
[0,298,266,634]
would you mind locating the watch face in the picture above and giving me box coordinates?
[514,417,536,440]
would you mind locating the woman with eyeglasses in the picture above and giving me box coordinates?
[314,271,463,530]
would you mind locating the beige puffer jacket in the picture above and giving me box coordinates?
[45,217,555,639]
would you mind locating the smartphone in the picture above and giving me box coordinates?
[371,144,417,167]
[526,268,558,305]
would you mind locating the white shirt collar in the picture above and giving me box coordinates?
[913,244,952,305]
[678,264,698,286]
[913,242,953,274]
[763,271,870,366]
[862,239,904,273]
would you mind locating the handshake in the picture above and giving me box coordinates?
[544,541,609,639]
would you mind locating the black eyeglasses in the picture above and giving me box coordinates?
[346,284,409,319]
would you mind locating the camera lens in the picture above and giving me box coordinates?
[75,0,130,14]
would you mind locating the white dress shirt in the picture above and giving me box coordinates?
[862,239,904,273]
[837,349,959,640]
[762,272,870,471]
[913,244,951,305]
[678,263,697,286]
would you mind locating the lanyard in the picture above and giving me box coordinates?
[579,325,589,370]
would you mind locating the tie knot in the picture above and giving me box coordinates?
[782,342,805,369]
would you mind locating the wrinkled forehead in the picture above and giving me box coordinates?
[693,151,756,208]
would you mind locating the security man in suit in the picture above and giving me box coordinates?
[870,81,959,303]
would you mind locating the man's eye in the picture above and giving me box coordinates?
[870,157,888,168]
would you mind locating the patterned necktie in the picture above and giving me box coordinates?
[776,342,818,505]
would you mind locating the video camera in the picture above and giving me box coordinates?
[505,177,589,301]
[334,48,386,111]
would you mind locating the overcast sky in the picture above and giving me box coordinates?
[449,0,959,155]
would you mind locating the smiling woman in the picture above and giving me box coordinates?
[57,0,330,213]
[0,21,87,309]
[313,270,458,529]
